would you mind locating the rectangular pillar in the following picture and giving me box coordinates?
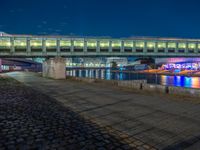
[0,59,2,72]
[43,57,66,79]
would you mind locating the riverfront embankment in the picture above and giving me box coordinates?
[112,70,200,77]
[4,71,200,149]
[0,74,150,150]
[66,76,200,100]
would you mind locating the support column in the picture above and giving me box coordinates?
[0,59,2,72]
[42,57,66,79]
[121,41,124,53]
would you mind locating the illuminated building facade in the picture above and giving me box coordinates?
[156,58,200,70]
[1,34,200,57]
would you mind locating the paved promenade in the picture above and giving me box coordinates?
[4,72,200,149]
[0,74,149,150]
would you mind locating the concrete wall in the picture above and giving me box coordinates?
[68,77,200,98]
[118,80,146,89]
[43,57,66,79]
[0,59,2,72]
[168,86,200,97]
[142,84,168,93]
[142,84,200,98]
[68,77,146,90]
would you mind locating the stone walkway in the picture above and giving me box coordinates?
[4,72,200,149]
[0,74,155,150]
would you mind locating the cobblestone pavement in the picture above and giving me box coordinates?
[6,72,200,150]
[0,75,155,150]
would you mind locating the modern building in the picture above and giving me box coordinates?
[2,33,200,79]
[1,33,200,57]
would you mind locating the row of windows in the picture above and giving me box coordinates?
[0,48,199,53]
[0,39,200,49]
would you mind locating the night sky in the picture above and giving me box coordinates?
[1,0,200,38]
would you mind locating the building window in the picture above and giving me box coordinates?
[178,50,185,53]
[147,49,154,52]
[74,40,84,48]
[135,41,144,48]
[60,40,71,47]
[188,43,196,49]
[188,50,194,53]
[0,38,11,48]
[100,41,109,48]
[124,41,133,48]
[87,40,97,48]
[168,49,175,53]
[197,44,200,50]
[147,42,155,49]
[158,49,165,53]
[14,39,26,47]
[157,42,166,49]
[167,42,176,49]
[178,43,186,49]
[30,39,42,47]
[112,40,121,48]
[46,40,57,47]
[136,49,143,52]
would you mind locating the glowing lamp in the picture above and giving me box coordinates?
[6,42,11,46]
[20,43,25,46]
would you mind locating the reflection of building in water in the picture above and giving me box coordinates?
[160,75,200,89]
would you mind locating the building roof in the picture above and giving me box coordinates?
[1,33,200,42]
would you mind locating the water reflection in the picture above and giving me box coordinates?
[160,75,200,88]
[66,69,200,89]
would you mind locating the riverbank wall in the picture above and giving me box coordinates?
[111,70,200,77]
[67,76,200,98]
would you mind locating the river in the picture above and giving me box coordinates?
[66,68,200,89]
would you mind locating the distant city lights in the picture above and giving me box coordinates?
[162,62,200,70]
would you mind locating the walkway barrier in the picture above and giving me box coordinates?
[68,77,200,98]
[117,80,146,89]
[143,84,167,93]
[168,86,200,97]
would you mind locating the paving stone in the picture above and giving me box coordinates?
[0,75,154,150]
[0,73,175,150]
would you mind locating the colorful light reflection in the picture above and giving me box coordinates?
[161,75,200,88]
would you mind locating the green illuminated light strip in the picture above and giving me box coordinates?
[0,40,11,47]
[100,41,109,47]
[60,40,71,47]
[135,42,144,48]
[30,40,42,47]
[14,40,26,47]
[112,41,121,47]
[167,43,176,48]
[124,41,133,48]
[147,42,155,48]
[74,41,84,47]
[87,41,97,47]
[197,44,200,49]
[157,42,166,48]
[46,40,57,47]
[188,43,196,49]
[178,43,186,49]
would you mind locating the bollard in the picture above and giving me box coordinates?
[165,86,169,94]
[140,83,143,90]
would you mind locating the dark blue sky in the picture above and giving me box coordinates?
[1,0,200,38]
